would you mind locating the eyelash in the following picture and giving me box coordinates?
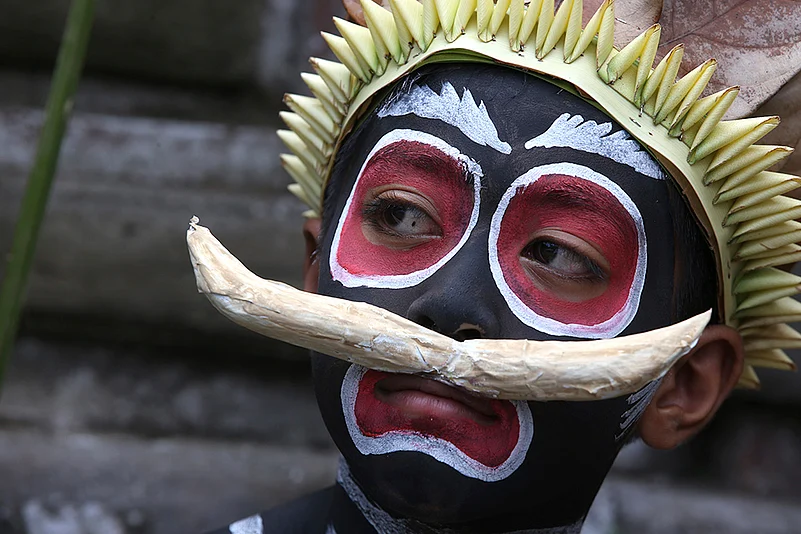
[522,239,608,282]
[361,193,435,238]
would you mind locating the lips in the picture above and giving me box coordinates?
[354,369,522,468]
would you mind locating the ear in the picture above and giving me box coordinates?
[303,218,322,293]
[638,324,745,449]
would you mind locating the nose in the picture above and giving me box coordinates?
[405,231,502,340]
[407,289,501,340]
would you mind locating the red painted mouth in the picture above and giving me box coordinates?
[353,370,521,468]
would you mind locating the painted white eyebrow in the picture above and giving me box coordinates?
[524,113,666,180]
[377,81,512,155]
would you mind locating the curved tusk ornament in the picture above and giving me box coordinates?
[186,218,710,401]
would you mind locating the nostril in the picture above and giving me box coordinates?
[451,323,485,342]
[415,316,438,332]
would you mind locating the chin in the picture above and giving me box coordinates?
[349,461,493,524]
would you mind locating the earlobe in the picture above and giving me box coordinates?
[638,324,744,450]
[303,218,322,293]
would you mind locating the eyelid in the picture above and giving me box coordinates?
[367,185,444,228]
[525,229,611,275]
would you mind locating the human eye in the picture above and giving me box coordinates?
[361,189,442,247]
[518,230,609,301]
[521,239,606,281]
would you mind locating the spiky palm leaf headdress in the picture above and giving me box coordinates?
[277,0,800,387]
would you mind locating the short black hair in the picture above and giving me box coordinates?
[666,179,719,324]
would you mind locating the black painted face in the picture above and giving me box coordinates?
[312,64,676,531]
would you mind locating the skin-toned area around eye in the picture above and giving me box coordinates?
[187,219,711,401]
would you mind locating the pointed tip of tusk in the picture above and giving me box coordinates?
[188,216,201,238]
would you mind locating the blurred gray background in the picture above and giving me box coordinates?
[0,1,799,533]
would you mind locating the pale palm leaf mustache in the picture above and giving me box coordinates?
[186,219,710,401]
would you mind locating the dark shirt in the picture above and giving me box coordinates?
[204,486,336,534]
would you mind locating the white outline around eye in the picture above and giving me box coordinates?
[330,129,483,289]
[488,162,647,339]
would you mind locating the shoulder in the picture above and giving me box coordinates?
[203,486,336,534]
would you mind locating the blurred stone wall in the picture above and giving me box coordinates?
[0,1,799,533]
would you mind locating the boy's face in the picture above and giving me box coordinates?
[312,65,677,531]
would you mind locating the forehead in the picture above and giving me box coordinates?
[377,64,652,152]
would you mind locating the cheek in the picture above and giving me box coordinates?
[490,167,646,339]
[331,134,480,288]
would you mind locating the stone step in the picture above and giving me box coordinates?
[0,425,799,534]
[0,70,279,125]
[0,0,342,92]
[0,107,308,338]
[0,429,340,534]
[1,338,330,447]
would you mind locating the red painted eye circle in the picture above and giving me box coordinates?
[330,129,482,288]
[489,162,646,339]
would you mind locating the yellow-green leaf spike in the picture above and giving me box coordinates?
[277,130,324,173]
[726,196,801,226]
[670,60,717,129]
[435,0,459,40]
[561,0,583,60]
[489,0,511,39]
[690,117,780,165]
[361,0,404,64]
[707,118,781,171]
[301,73,343,118]
[567,0,609,63]
[281,154,322,205]
[310,57,355,104]
[738,286,801,311]
[476,0,494,41]
[606,24,658,85]
[279,112,329,160]
[453,0,477,38]
[736,296,801,319]
[744,324,801,341]
[687,86,739,148]
[390,0,422,52]
[322,32,370,82]
[333,18,381,75]
[730,220,801,245]
[707,146,792,188]
[284,94,336,139]
[725,180,801,212]
[742,250,801,272]
[744,350,797,371]
[737,227,801,254]
[421,0,439,48]
[517,0,543,51]
[287,183,316,212]
[534,0,555,55]
[734,268,801,294]
[595,0,615,67]
[540,0,573,59]
[737,365,760,389]
[508,0,525,50]
[643,44,684,114]
[655,59,716,126]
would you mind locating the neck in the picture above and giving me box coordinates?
[328,459,585,534]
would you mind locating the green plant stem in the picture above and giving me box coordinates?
[0,0,96,393]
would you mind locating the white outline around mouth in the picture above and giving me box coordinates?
[341,364,534,482]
